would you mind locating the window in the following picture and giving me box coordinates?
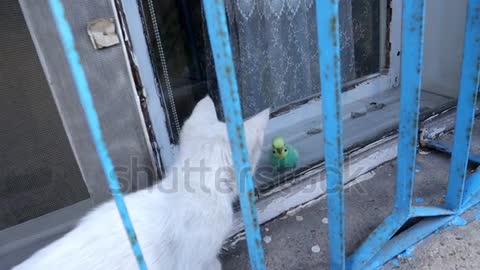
[139,0,387,143]
[124,0,401,190]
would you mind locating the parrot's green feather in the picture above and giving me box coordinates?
[271,144,298,170]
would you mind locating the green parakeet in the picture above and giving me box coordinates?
[271,136,299,171]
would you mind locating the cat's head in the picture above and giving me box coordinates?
[179,96,270,188]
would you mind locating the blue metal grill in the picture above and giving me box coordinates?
[202,1,266,269]
[49,0,479,269]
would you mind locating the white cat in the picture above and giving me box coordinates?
[13,96,269,270]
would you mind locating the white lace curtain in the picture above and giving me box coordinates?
[220,0,356,117]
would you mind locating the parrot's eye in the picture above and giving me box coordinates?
[284,149,287,152]
[272,150,276,154]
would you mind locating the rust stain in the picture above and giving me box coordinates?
[252,215,258,227]
[227,76,233,87]
[335,86,341,120]
[236,124,243,140]
[248,190,255,202]
[330,17,338,47]
[415,14,423,23]
[128,232,137,243]
[248,191,259,227]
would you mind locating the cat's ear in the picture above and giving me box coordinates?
[180,96,218,144]
[186,96,218,126]
[245,108,270,168]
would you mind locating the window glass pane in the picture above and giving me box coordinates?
[352,0,381,78]
[141,0,383,143]
[225,0,357,117]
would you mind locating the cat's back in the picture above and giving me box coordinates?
[13,181,233,270]
[12,225,143,270]
[12,192,176,270]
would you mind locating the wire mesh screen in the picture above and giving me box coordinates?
[0,0,89,230]
[19,0,158,204]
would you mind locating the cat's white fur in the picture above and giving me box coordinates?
[13,96,269,270]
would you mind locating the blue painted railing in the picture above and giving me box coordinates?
[315,1,346,269]
[50,0,479,269]
[445,0,480,211]
[202,1,266,269]
[203,1,479,269]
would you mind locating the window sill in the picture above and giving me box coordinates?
[255,87,455,192]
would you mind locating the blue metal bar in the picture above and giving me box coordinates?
[348,210,408,269]
[355,169,480,269]
[48,0,147,269]
[395,0,427,212]
[348,1,427,267]
[365,215,454,270]
[424,140,480,166]
[445,0,480,211]
[202,1,266,269]
[366,170,480,269]
[462,170,480,209]
[409,206,454,218]
[368,171,480,270]
[315,0,346,269]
